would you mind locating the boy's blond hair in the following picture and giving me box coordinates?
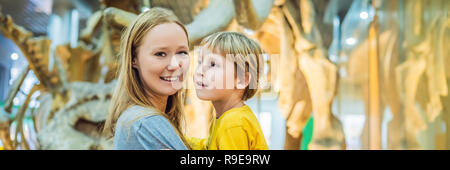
[200,31,264,101]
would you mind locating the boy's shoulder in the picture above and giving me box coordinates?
[218,105,258,128]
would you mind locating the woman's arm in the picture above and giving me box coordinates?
[135,115,188,150]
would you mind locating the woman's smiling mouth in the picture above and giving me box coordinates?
[160,76,181,82]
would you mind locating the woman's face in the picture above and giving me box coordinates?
[133,22,190,97]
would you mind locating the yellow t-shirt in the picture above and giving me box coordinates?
[185,136,208,150]
[207,105,268,150]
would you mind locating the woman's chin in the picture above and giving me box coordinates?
[154,87,178,96]
[167,89,180,96]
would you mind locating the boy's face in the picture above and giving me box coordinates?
[193,47,245,101]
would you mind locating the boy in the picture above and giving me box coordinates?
[192,31,268,150]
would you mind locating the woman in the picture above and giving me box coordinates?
[103,7,191,150]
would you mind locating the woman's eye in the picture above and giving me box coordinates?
[177,51,188,55]
[155,52,166,57]
[210,62,216,67]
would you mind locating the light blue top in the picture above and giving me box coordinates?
[113,105,188,150]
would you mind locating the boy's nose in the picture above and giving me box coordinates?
[195,65,205,77]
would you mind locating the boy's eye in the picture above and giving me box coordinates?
[210,62,216,67]
[155,52,166,57]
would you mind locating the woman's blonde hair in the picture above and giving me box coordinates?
[103,7,190,148]
[200,31,264,101]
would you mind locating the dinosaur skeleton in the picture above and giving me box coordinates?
[2,0,446,150]
[0,0,274,149]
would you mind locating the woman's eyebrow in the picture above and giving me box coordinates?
[150,46,170,51]
[177,45,188,50]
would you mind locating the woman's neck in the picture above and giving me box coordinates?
[147,92,168,112]
[212,94,245,118]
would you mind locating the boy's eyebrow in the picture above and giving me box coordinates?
[206,54,226,64]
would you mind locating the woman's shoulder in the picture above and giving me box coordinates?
[113,105,184,150]
[117,105,161,127]
[117,105,177,132]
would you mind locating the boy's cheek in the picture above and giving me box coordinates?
[221,71,237,89]
[210,73,236,90]
[204,72,215,84]
[209,74,229,90]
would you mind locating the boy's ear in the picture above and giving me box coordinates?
[236,72,251,89]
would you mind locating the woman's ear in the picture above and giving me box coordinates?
[132,57,139,69]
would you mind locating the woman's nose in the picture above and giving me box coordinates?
[167,55,182,70]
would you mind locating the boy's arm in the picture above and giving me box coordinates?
[217,126,250,150]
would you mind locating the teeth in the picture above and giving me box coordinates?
[161,76,179,82]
